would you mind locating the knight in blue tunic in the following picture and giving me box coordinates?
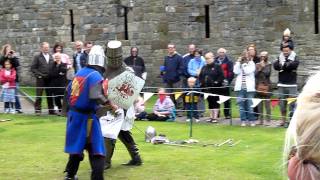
[64,45,112,180]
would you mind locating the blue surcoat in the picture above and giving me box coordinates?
[64,67,105,156]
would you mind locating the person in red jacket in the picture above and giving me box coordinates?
[0,59,16,113]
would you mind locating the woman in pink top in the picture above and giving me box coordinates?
[53,43,72,68]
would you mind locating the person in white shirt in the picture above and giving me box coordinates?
[233,50,256,127]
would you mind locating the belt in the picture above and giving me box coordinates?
[70,107,94,115]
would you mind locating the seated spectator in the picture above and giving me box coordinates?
[134,96,147,120]
[146,88,175,121]
[284,72,320,179]
[185,77,200,122]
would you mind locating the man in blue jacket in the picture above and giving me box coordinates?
[162,43,184,116]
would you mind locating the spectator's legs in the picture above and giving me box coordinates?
[236,89,247,122]
[197,95,205,117]
[192,102,199,119]
[222,87,231,118]
[288,87,298,122]
[278,86,287,126]
[15,83,22,112]
[257,94,264,124]
[4,102,10,113]
[35,78,44,114]
[246,91,256,122]
[44,79,54,114]
[185,103,191,119]
[265,99,271,122]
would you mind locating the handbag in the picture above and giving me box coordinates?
[257,83,270,96]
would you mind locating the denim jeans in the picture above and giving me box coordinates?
[15,83,21,110]
[236,89,255,121]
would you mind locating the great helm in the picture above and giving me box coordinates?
[87,45,105,67]
[106,40,123,68]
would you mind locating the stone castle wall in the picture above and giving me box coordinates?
[0,0,319,88]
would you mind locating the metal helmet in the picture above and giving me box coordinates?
[87,45,105,67]
[145,126,156,143]
[106,40,123,68]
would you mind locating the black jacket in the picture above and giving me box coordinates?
[199,62,225,94]
[31,53,54,78]
[273,55,299,85]
[124,56,146,78]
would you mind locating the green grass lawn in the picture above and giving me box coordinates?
[0,114,286,179]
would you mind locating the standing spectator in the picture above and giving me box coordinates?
[0,60,16,113]
[247,44,260,120]
[247,44,260,64]
[146,88,175,121]
[162,43,184,116]
[53,43,73,81]
[184,77,200,122]
[124,47,146,79]
[255,51,272,125]
[199,52,224,123]
[49,53,67,114]
[81,41,93,64]
[30,42,55,115]
[234,50,256,127]
[280,28,294,50]
[214,48,234,119]
[182,44,196,88]
[273,44,299,127]
[0,44,23,113]
[187,48,206,117]
[181,44,196,118]
[72,40,84,73]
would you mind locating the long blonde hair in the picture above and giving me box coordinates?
[1,44,11,56]
[284,71,320,179]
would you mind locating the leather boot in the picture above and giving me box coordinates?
[104,138,116,170]
[118,130,142,166]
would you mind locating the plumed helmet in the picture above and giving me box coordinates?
[106,40,123,68]
[145,126,156,143]
[87,45,106,67]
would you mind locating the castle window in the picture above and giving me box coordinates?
[315,0,319,34]
[69,9,75,42]
[205,5,210,38]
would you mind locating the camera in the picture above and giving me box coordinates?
[9,51,14,54]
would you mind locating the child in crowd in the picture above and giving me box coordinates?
[185,77,200,122]
[146,88,175,121]
[0,60,16,113]
[134,95,147,120]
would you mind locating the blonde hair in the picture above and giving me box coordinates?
[1,44,11,56]
[284,71,320,178]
